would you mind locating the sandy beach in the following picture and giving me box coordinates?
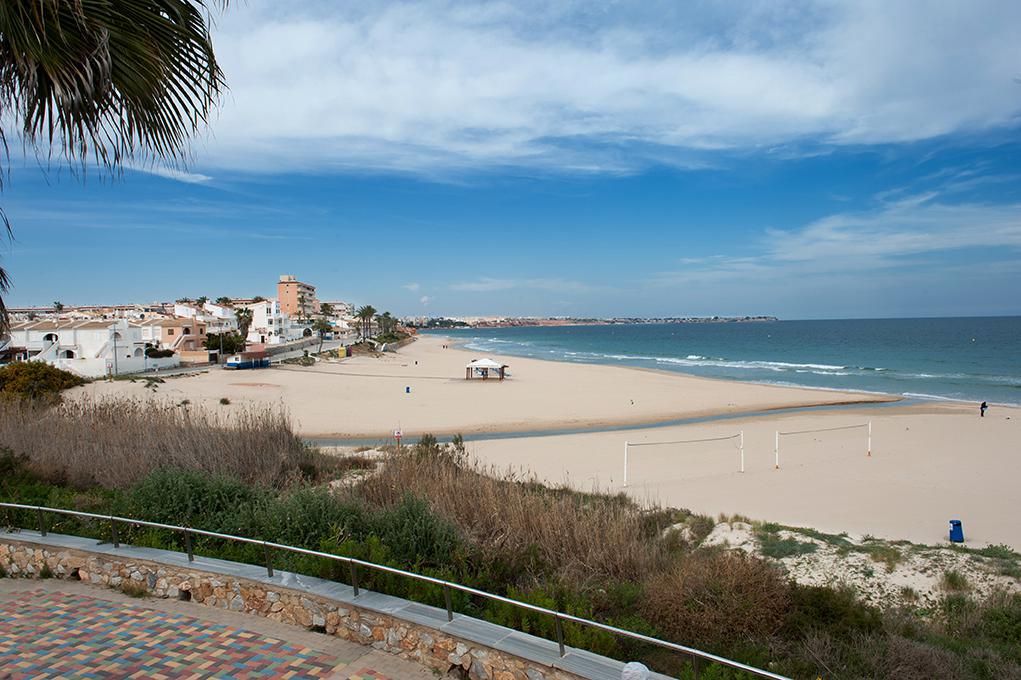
[73,334,896,438]
[71,334,1021,549]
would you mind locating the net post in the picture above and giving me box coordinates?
[867,421,872,457]
[774,431,780,470]
[739,431,745,473]
[623,441,629,488]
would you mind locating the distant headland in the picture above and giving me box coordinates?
[408,315,778,329]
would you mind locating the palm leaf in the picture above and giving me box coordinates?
[0,0,226,333]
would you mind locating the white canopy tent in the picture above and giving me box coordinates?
[465,358,509,380]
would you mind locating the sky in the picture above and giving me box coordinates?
[4,0,1021,319]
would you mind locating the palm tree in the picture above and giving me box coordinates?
[234,308,253,350]
[313,318,332,353]
[52,301,64,312]
[0,0,227,333]
[355,305,376,341]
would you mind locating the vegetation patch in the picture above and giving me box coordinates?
[755,525,819,559]
[1,430,1019,678]
[0,362,85,401]
[942,570,971,592]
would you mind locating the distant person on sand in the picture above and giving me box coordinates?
[980,401,988,417]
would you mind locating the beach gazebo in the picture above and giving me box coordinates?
[466,358,508,381]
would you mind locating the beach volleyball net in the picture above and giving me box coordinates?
[773,421,871,470]
[623,432,744,487]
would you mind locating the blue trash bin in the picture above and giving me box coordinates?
[949,519,964,543]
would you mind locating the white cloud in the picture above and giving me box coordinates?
[652,197,1021,287]
[194,0,1021,174]
[403,282,421,292]
[128,163,212,184]
[449,277,594,293]
[419,295,432,306]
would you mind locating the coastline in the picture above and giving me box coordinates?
[71,334,903,439]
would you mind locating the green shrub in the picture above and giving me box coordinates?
[941,569,970,592]
[145,347,174,358]
[758,532,818,559]
[38,562,53,579]
[130,468,264,528]
[786,584,883,638]
[979,591,1021,648]
[372,494,461,567]
[0,362,85,400]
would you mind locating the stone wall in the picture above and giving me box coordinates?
[0,538,580,680]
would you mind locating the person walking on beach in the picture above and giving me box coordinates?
[980,401,988,417]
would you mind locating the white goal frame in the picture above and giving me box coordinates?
[773,421,871,470]
[623,432,744,487]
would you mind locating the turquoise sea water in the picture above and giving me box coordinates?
[431,317,1021,406]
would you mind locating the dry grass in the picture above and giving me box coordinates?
[641,549,791,647]
[0,396,333,490]
[356,447,667,586]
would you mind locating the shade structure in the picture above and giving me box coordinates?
[465,358,509,380]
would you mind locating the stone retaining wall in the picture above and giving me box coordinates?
[0,537,580,680]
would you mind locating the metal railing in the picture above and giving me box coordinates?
[0,502,789,680]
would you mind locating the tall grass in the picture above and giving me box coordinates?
[356,445,667,587]
[0,397,332,489]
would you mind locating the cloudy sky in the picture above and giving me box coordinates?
[5,0,1021,317]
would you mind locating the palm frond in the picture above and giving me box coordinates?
[0,0,226,172]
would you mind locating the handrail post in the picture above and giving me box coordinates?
[349,562,360,596]
[184,531,194,562]
[36,507,46,536]
[693,655,702,680]
[263,542,274,577]
[554,614,565,658]
[444,585,453,622]
[110,517,119,548]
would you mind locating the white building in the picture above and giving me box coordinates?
[6,319,179,377]
[241,299,304,345]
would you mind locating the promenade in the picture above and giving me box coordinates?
[0,579,433,679]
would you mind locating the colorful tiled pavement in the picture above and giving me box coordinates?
[0,589,393,679]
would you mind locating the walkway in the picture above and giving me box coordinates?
[0,579,435,679]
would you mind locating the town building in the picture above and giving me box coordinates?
[240,299,304,346]
[4,319,179,377]
[277,275,319,319]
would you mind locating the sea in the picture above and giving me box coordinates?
[431,317,1021,406]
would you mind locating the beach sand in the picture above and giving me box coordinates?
[71,334,1020,549]
[72,334,896,438]
[469,402,1021,550]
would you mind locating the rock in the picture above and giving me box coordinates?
[313,613,326,628]
[470,659,491,680]
[229,595,245,612]
[267,591,279,602]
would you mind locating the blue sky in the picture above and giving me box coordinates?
[4,0,1021,318]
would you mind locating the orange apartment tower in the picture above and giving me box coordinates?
[276,275,319,319]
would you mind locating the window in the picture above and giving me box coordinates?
[183,327,192,335]
[168,329,175,335]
